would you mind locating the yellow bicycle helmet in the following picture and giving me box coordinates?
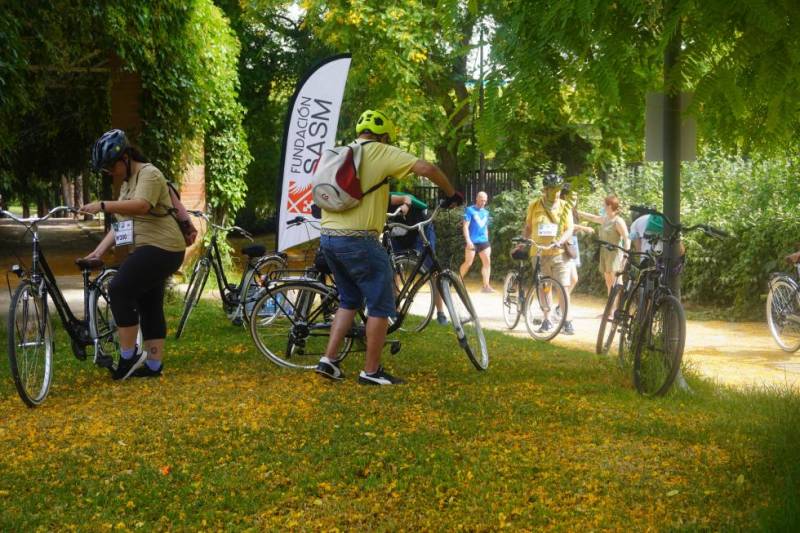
[355,109,395,141]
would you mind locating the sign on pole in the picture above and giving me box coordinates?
[276,54,351,252]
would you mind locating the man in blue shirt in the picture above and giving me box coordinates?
[459,191,494,292]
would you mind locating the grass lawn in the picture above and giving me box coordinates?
[1,297,798,530]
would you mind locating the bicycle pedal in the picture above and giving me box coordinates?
[94,354,115,369]
[71,339,88,361]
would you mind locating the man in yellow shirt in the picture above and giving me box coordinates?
[515,173,575,335]
[316,109,462,385]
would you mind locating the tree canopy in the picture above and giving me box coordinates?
[2,1,800,214]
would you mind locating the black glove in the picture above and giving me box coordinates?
[440,191,465,209]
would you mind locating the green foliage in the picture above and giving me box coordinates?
[302,0,480,179]
[0,1,250,219]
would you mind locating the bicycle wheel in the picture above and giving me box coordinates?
[88,270,119,369]
[766,277,800,352]
[438,272,489,370]
[501,270,522,329]
[596,284,623,354]
[241,256,288,326]
[8,281,53,407]
[393,253,435,332]
[88,270,143,370]
[524,277,567,341]
[618,285,642,368]
[175,259,210,339]
[633,294,685,397]
[249,281,353,369]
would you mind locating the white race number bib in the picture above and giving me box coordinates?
[113,220,134,246]
[538,222,558,237]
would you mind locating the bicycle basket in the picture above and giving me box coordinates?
[511,246,530,261]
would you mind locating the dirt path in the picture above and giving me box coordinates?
[465,286,800,390]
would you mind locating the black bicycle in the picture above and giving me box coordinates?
[249,201,489,371]
[501,238,568,341]
[175,210,287,339]
[3,206,131,407]
[595,243,649,363]
[603,206,727,396]
[766,260,800,352]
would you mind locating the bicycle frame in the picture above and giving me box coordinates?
[384,210,450,334]
[7,212,96,352]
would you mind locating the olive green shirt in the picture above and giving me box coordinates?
[117,164,186,252]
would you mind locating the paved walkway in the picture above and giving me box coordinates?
[465,286,800,390]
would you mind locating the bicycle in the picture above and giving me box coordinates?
[502,238,568,341]
[281,210,438,333]
[175,211,287,339]
[612,206,727,396]
[3,206,130,407]
[766,260,800,352]
[249,200,489,371]
[595,242,649,364]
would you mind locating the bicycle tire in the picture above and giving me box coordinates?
[8,281,53,407]
[618,285,643,369]
[175,259,210,339]
[633,294,685,397]
[524,277,568,341]
[766,277,800,352]
[241,255,288,327]
[438,271,489,370]
[501,270,522,330]
[596,284,623,355]
[249,280,353,369]
[393,253,435,332]
[89,270,143,369]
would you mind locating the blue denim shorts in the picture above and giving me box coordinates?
[320,235,396,318]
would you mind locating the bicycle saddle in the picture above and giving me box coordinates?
[75,258,104,270]
[241,244,266,258]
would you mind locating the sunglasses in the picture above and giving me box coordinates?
[100,159,119,176]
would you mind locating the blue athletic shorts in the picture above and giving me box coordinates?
[320,235,396,318]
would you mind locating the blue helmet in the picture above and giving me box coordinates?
[91,129,128,171]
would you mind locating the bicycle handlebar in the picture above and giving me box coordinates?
[1,206,77,226]
[187,210,252,239]
[631,205,729,241]
[385,204,441,234]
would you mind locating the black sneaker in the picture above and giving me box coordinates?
[537,319,552,333]
[132,364,163,378]
[315,356,345,381]
[113,348,147,381]
[358,366,404,385]
[436,312,448,325]
[562,320,575,336]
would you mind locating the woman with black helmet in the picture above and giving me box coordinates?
[79,129,186,380]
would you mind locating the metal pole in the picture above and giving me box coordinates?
[478,24,486,184]
[663,6,681,297]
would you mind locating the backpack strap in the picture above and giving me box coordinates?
[350,140,389,198]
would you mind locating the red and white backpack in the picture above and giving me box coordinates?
[311,140,389,212]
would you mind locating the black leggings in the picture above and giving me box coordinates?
[109,245,184,341]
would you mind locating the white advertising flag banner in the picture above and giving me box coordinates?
[277,54,351,252]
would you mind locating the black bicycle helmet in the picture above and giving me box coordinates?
[91,129,128,171]
[542,173,564,188]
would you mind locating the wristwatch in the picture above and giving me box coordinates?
[100,201,106,213]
